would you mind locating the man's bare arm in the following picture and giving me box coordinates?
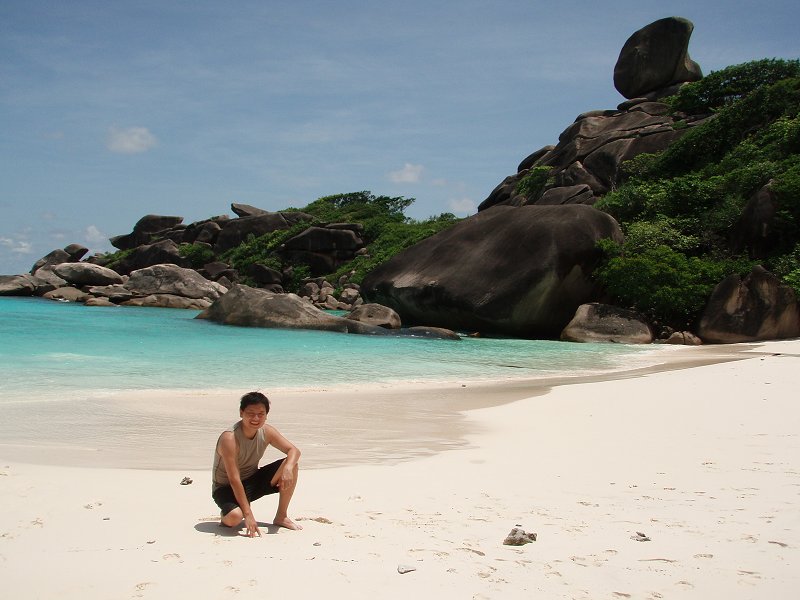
[264,424,301,488]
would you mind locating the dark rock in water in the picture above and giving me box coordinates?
[122,294,212,309]
[86,284,135,303]
[561,303,653,344]
[346,303,402,329]
[84,296,116,307]
[197,284,460,340]
[401,326,461,341]
[0,274,39,296]
[52,262,124,286]
[196,284,373,333]
[43,287,90,303]
[361,205,623,338]
[697,266,800,343]
[613,16,702,99]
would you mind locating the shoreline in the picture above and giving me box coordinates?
[1,339,797,598]
[0,341,768,471]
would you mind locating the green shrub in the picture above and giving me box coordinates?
[622,216,700,253]
[595,245,753,328]
[101,248,135,271]
[515,166,552,202]
[667,58,800,114]
[179,243,215,269]
[657,77,800,176]
[769,243,800,296]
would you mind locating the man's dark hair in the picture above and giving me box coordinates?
[240,391,270,413]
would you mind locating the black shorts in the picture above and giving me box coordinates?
[212,458,285,516]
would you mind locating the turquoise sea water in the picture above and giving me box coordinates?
[1,296,684,469]
[0,296,664,402]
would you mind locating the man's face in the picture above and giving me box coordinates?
[241,404,267,428]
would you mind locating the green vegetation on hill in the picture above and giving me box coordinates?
[222,191,460,290]
[594,59,800,330]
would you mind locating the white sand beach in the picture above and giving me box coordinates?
[1,340,798,599]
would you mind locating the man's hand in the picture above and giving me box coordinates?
[244,514,261,538]
[270,462,295,490]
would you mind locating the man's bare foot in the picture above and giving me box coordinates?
[273,516,302,530]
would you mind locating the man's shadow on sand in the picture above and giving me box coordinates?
[194,521,282,536]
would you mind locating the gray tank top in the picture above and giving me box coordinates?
[212,421,268,491]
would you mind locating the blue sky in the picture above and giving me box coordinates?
[1,1,798,275]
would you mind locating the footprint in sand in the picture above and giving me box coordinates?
[161,553,182,563]
[133,582,154,598]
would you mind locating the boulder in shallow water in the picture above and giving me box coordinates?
[43,287,90,303]
[346,303,402,329]
[0,274,39,296]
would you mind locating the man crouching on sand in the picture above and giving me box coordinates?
[212,391,302,536]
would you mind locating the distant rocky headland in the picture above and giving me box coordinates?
[2,17,799,345]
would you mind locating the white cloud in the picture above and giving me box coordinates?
[107,126,158,154]
[0,237,33,254]
[448,197,477,215]
[388,163,424,184]
[84,225,107,245]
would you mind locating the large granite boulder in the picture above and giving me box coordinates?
[280,225,365,276]
[197,284,460,339]
[361,204,624,338]
[0,274,39,296]
[231,203,269,217]
[110,214,184,250]
[560,303,653,344]
[43,287,90,302]
[52,262,124,286]
[697,266,800,343]
[613,17,702,99]
[124,264,226,302]
[29,243,87,274]
[479,17,707,214]
[86,284,135,303]
[31,266,67,288]
[196,284,377,333]
[110,239,187,275]
[214,213,293,253]
[479,104,696,211]
[122,294,213,310]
